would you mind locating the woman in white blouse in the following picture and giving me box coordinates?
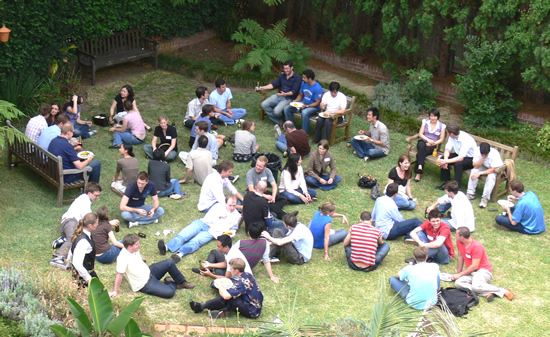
[414,109,446,182]
[279,154,317,204]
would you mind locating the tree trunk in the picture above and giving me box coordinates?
[286,0,296,32]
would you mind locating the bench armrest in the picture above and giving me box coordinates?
[259,88,277,102]
[494,164,508,174]
[63,166,93,175]
[405,133,420,144]
[77,49,95,58]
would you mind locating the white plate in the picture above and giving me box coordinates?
[77,151,94,159]
[210,130,218,135]
[213,277,234,289]
[497,200,514,208]
[318,112,331,118]
[329,229,335,235]
[290,102,304,108]
[354,135,368,141]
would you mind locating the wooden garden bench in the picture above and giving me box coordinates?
[6,120,92,207]
[406,132,518,202]
[259,89,356,146]
[77,29,159,85]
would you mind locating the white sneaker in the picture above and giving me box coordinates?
[479,197,489,208]
[153,219,159,224]
[353,151,357,155]
[467,193,475,200]
[231,175,239,184]
[50,257,70,270]
[269,257,280,264]
[129,221,139,228]
[274,124,283,138]
[89,130,98,136]
[364,156,370,162]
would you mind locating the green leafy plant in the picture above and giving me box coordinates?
[537,121,550,152]
[402,68,438,111]
[50,278,150,337]
[0,101,27,149]
[0,73,44,116]
[286,41,313,74]
[231,19,291,74]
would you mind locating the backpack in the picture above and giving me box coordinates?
[357,174,377,189]
[437,287,479,317]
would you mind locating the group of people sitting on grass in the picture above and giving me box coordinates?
[32,59,546,319]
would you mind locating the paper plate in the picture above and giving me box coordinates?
[318,112,331,118]
[497,199,514,208]
[354,135,368,141]
[213,277,234,289]
[77,151,94,159]
[290,102,304,108]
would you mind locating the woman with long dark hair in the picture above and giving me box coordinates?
[387,155,416,210]
[111,143,138,195]
[69,212,99,287]
[92,206,123,264]
[414,108,446,182]
[279,154,317,204]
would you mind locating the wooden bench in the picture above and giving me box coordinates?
[405,133,518,202]
[6,120,92,207]
[259,90,356,146]
[77,29,159,85]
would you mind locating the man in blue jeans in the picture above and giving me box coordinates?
[407,209,455,264]
[344,211,390,272]
[372,183,422,240]
[120,171,165,228]
[109,234,194,299]
[209,78,247,125]
[350,107,389,162]
[283,69,323,134]
[258,60,302,125]
[495,180,546,234]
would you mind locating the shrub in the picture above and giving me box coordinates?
[537,121,550,152]
[0,73,44,116]
[402,68,438,110]
[287,41,313,74]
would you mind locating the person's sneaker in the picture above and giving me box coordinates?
[153,219,159,224]
[51,236,66,249]
[189,300,203,313]
[404,258,417,265]
[283,151,288,158]
[364,156,370,162]
[269,257,280,264]
[209,310,232,319]
[89,130,98,136]
[436,182,447,190]
[191,267,201,274]
[128,221,139,228]
[353,151,357,155]
[486,294,495,302]
[230,175,239,184]
[176,281,195,289]
[171,254,182,263]
[109,144,121,149]
[158,240,166,255]
[479,197,489,209]
[504,289,514,301]
[404,238,418,246]
[290,210,299,217]
[467,193,475,200]
[50,257,69,270]
[274,124,283,138]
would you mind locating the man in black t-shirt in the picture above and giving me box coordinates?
[120,171,165,228]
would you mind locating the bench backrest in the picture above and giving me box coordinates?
[79,29,145,56]
[470,134,518,162]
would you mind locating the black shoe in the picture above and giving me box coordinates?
[171,254,181,263]
[209,310,232,319]
[290,210,299,217]
[404,258,417,265]
[158,240,166,255]
[435,182,447,190]
[189,300,203,313]
[191,267,201,274]
[177,281,195,289]
[109,144,121,149]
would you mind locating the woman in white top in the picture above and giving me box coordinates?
[108,100,146,148]
[414,109,446,182]
[279,154,317,204]
[69,212,99,288]
[233,119,259,162]
[313,82,347,144]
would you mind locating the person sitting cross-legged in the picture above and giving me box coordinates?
[350,107,389,162]
[406,209,455,265]
[305,140,342,191]
[495,180,545,234]
[275,121,311,158]
[261,213,314,265]
[426,180,475,232]
[180,135,214,185]
[120,171,165,228]
[209,78,247,125]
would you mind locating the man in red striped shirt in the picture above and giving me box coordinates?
[344,211,390,272]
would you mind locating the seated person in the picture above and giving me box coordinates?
[426,180,475,232]
[407,209,455,265]
[64,95,96,139]
[261,214,313,265]
[180,135,214,185]
[313,81,347,143]
[350,107,389,162]
[111,143,138,196]
[92,206,123,264]
[67,213,99,288]
[194,235,253,281]
[189,105,224,149]
[243,181,288,234]
[279,154,317,205]
[191,121,219,162]
[209,78,247,125]
[185,86,220,128]
[108,100,146,148]
[189,257,263,319]
[283,69,323,134]
[466,142,504,208]
[414,109,446,182]
[389,246,440,310]
[25,103,51,142]
[386,155,416,210]
[48,124,101,183]
[344,211,390,272]
[37,113,72,150]
[198,161,243,212]
[245,155,287,219]
[110,85,138,124]
[436,124,476,190]
[144,115,178,162]
[109,234,195,299]
[233,119,259,162]
[372,183,422,240]
[120,171,165,228]
[148,148,187,199]
[309,201,349,261]
[275,121,310,158]
[495,180,545,234]
[46,101,61,126]
[157,195,240,262]
[305,140,342,191]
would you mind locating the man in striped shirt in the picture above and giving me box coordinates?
[344,211,390,272]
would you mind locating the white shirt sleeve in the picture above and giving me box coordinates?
[71,238,93,282]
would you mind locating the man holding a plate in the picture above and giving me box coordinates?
[350,107,389,162]
[283,69,323,134]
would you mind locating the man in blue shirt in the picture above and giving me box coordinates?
[372,183,422,240]
[284,69,323,134]
[496,180,545,234]
[209,78,247,125]
[258,60,302,125]
[37,114,71,150]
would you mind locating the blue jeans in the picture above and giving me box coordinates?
[143,144,178,162]
[121,205,165,225]
[284,105,319,134]
[165,219,213,256]
[495,208,531,234]
[113,130,145,146]
[305,174,342,191]
[438,204,456,232]
[96,244,122,264]
[328,229,348,246]
[139,259,187,299]
[389,275,440,301]
[350,139,386,159]
[276,134,288,153]
[345,242,390,271]
[417,231,450,264]
[280,188,317,204]
[218,108,247,125]
[261,94,291,124]
[394,195,416,211]
[74,123,91,139]
[265,217,287,235]
[158,179,183,198]
[65,159,101,184]
[386,217,423,240]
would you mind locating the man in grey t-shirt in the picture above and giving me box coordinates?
[246,155,287,219]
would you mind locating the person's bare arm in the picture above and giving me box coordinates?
[109,273,124,297]
[72,155,93,170]
[120,195,146,216]
[343,231,351,246]
[323,224,331,260]
[263,261,279,283]
[452,258,480,281]
[262,231,293,246]
[150,195,160,216]
[108,231,124,248]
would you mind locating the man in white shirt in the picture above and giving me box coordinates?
[180,135,214,185]
[436,124,477,190]
[467,142,504,208]
[261,213,314,265]
[184,86,220,128]
[209,78,246,125]
[158,195,241,263]
[427,180,476,232]
[198,161,243,212]
[109,234,195,299]
[25,103,51,142]
[195,234,253,280]
[313,81,347,143]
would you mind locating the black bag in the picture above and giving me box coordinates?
[357,174,377,189]
[437,287,479,317]
[251,152,283,181]
[370,183,380,200]
[228,134,236,145]
[92,114,109,127]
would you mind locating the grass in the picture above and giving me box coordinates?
[0,70,549,336]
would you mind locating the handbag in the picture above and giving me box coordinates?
[357,174,377,189]
[92,114,109,127]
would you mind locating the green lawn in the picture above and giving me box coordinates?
[1,70,549,336]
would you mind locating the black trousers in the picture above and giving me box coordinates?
[440,153,473,188]
[415,140,436,174]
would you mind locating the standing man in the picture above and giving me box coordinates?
[209,78,247,125]
[407,209,455,265]
[275,121,310,158]
[426,180,476,232]
[198,161,243,212]
[451,227,514,302]
[120,171,165,228]
[344,211,390,272]
[467,142,504,208]
[180,135,214,185]
[283,69,323,134]
[350,107,389,162]
[246,156,287,218]
[258,60,302,125]
[109,234,195,299]
[25,103,51,142]
[185,86,220,128]
[495,180,545,234]
[436,124,476,190]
